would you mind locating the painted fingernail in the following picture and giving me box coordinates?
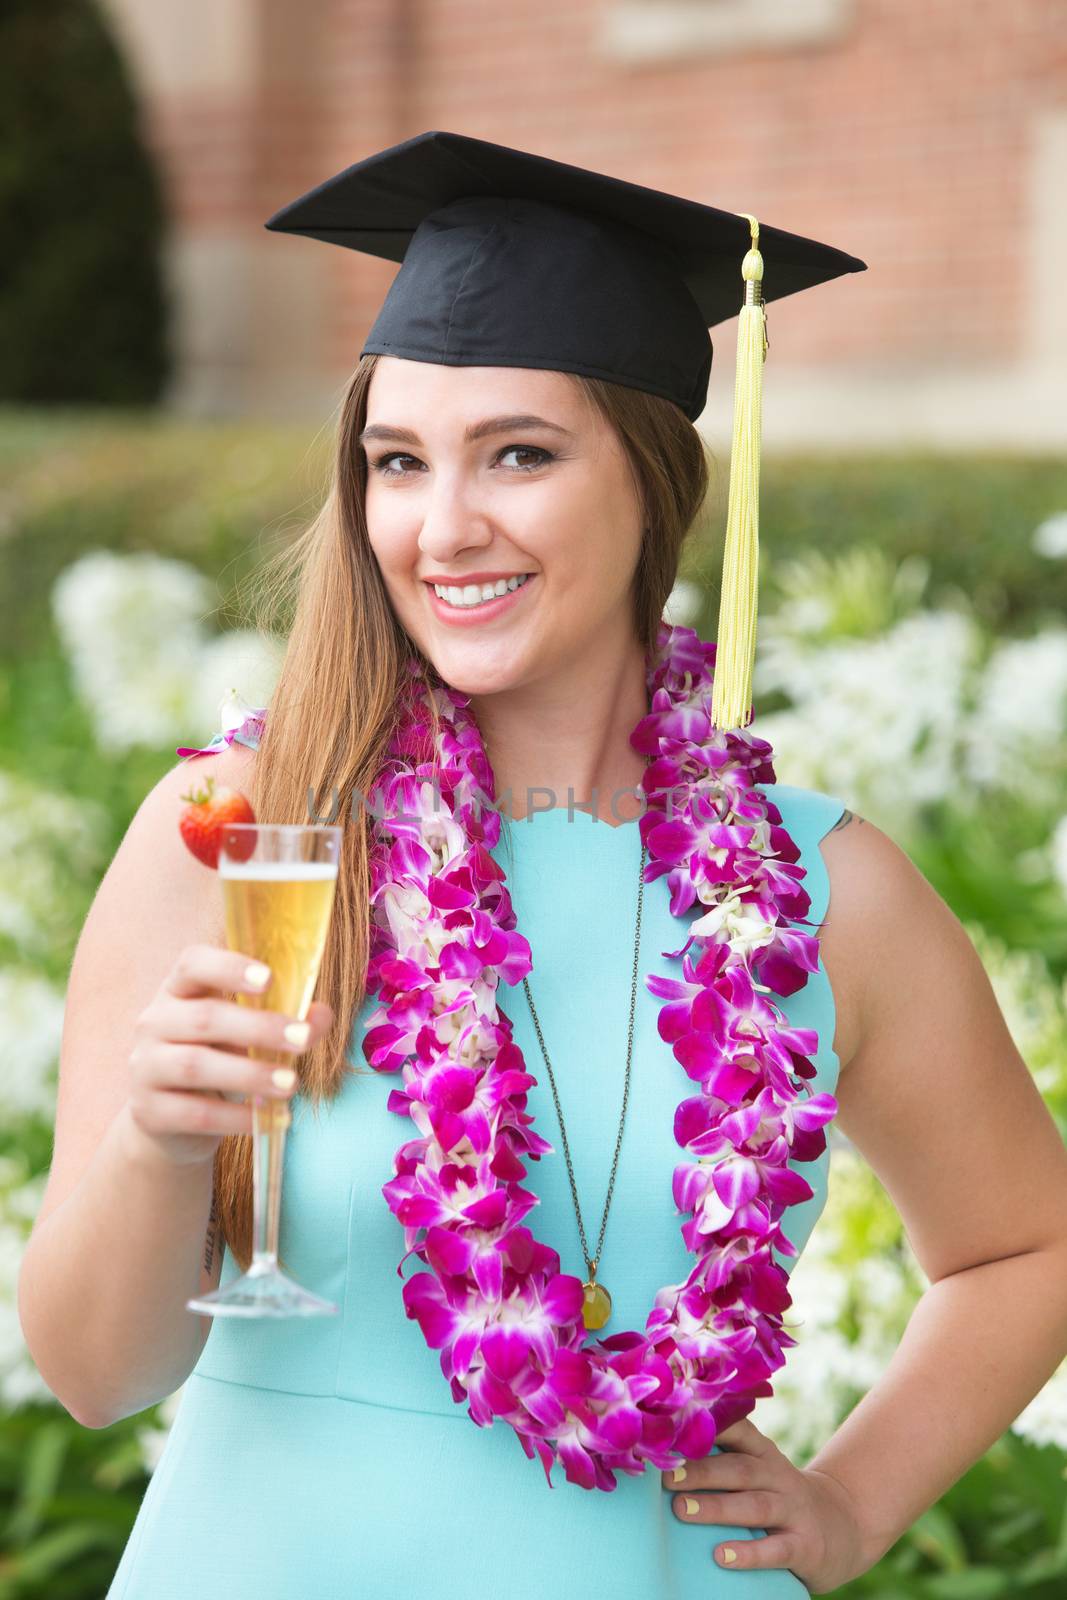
[719,1547,737,1564]
[244,962,271,989]
[683,1497,700,1516]
[671,1466,687,1484]
[283,1021,311,1049]
[272,1068,297,1090]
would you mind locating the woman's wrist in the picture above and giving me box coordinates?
[114,1099,216,1181]
[802,1463,888,1581]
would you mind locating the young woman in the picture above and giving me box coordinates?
[19,135,1067,1599]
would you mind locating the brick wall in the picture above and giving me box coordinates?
[99,0,1067,443]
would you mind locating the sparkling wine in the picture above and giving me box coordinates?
[220,860,337,1134]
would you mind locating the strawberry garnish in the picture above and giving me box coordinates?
[178,774,257,869]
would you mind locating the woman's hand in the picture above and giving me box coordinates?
[662,1417,871,1594]
[126,942,335,1169]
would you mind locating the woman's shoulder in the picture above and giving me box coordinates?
[807,796,933,1078]
[171,739,258,793]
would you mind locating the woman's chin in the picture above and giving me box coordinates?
[425,641,536,701]
[435,665,523,700]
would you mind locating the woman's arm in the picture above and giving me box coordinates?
[17,747,255,1428]
[810,813,1067,1571]
[20,1103,218,1429]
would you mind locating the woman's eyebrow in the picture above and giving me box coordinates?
[358,414,577,447]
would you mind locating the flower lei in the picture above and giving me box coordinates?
[360,620,839,1492]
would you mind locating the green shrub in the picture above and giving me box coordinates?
[0,0,170,405]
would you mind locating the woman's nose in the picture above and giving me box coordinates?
[416,477,494,560]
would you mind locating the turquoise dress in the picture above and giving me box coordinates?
[106,780,845,1600]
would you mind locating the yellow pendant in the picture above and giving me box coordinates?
[582,1279,612,1331]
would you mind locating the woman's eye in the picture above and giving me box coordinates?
[497,445,553,470]
[368,444,554,477]
[370,452,421,477]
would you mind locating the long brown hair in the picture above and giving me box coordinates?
[214,352,712,1270]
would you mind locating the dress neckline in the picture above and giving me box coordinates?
[500,805,641,832]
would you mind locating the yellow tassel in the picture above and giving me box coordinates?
[710,214,768,732]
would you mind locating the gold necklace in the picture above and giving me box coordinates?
[520,835,647,1332]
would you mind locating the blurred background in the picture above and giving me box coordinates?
[3,1,1067,1594]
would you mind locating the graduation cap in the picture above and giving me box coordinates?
[264,130,867,731]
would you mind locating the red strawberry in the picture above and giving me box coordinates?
[178,773,257,869]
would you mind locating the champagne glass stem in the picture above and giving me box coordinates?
[250,1095,290,1270]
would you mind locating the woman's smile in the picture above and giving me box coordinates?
[426,572,538,625]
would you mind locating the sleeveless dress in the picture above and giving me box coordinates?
[106,762,845,1600]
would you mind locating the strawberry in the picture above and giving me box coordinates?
[178,773,258,869]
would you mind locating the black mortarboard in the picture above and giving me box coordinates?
[263,129,866,424]
[264,130,867,730]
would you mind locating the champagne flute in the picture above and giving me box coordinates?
[186,821,342,1319]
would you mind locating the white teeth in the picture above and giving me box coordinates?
[433,574,531,608]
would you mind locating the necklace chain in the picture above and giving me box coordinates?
[520,835,647,1283]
